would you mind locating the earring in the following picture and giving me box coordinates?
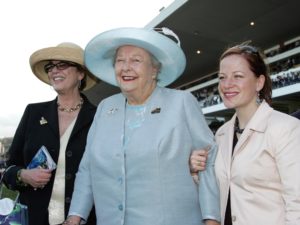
[256,91,261,105]
[78,80,82,89]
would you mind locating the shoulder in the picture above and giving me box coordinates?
[268,110,300,131]
[95,93,124,115]
[156,87,196,102]
[25,99,56,111]
[216,120,231,136]
[81,94,97,112]
[100,92,124,104]
[291,109,300,120]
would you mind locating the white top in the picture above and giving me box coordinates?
[48,118,77,225]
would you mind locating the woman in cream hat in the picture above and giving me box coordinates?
[3,42,98,225]
[65,27,220,225]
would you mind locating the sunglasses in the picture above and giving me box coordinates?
[237,45,259,55]
[44,61,80,73]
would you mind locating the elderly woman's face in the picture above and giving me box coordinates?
[114,45,158,104]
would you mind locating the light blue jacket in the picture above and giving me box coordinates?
[69,87,220,225]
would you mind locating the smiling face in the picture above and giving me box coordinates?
[47,60,84,94]
[114,45,159,105]
[218,54,265,112]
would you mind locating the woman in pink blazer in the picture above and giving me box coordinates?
[190,44,300,225]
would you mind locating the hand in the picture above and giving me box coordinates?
[189,148,209,173]
[63,215,82,225]
[20,168,52,189]
[204,219,220,225]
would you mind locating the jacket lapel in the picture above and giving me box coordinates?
[41,99,60,139]
[233,101,272,158]
[217,118,235,174]
[217,101,273,174]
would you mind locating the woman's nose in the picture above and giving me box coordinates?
[121,60,131,71]
[221,78,234,88]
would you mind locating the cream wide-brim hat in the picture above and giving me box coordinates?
[29,42,98,90]
[84,27,186,87]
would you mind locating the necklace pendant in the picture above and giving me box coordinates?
[234,117,245,134]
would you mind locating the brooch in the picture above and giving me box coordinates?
[151,107,161,114]
[107,108,118,115]
[39,117,48,125]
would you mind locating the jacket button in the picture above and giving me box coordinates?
[232,215,236,222]
[118,204,123,211]
[66,151,72,157]
[117,177,123,184]
[66,173,72,180]
[65,197,71,203]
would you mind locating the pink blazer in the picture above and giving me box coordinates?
[215,101,300,225]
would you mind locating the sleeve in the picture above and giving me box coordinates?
[273,118,300,224]
[183,92,221,222]
[68,102,104,221]
[3,105,30,190]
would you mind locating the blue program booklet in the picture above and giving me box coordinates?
[27,145,56,170]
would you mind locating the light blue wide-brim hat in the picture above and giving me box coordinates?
[84,27,186,87]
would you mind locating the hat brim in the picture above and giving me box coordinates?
[85,27,186,87]
[30,46,98,90]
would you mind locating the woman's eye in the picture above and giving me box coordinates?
[234,74,243,79]
[116,59,124,63]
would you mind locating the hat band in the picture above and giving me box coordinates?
[154,27,181,47]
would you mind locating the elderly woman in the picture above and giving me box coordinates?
[65,27,220,225]
[3,43,98,225]
[190,44,300,225]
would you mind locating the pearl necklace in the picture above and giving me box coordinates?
[57,98,83,113]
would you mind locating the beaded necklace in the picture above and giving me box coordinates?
[57,98,83,113]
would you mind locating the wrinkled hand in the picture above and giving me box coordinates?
[20,168,52,189]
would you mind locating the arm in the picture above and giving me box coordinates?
[67,126,95,221]
[273,118,300,224]
[183,92,221,223]
[3,105,53,190]
[68,102,104,221]
[3,106,30,190]
[190,148,209,184]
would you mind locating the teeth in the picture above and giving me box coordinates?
[122,76,134,81]
[53,77,64,81]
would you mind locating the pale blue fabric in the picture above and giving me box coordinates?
[69,86,220,225]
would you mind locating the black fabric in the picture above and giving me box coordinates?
[3,94,97,225]
[224,131,238,225]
